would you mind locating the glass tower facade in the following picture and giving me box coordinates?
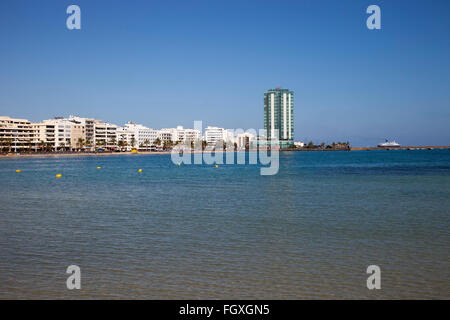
[264,88,294,148]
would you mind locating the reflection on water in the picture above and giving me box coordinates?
[0,150,449,299]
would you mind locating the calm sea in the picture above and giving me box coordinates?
[0,150,449,299]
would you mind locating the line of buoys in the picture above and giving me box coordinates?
[20,163,225,179]
[13,164,227,181]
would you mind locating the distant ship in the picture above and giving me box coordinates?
[378,139,401,147]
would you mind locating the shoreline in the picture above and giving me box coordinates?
[0,151,173,159]
[1,146,449,159]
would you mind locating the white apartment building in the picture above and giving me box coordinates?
[0,116,34,152]
[116,126,135,151]
[32,122,55,150]
[123,122,159,150]
[158,128,173,143]
[204,126,234,146]
[39,118,78,150]
[68,115,95,149]
[236,132,256,150]
[94,120,117,149]
[177,126,201,142]
[160,126,201,144]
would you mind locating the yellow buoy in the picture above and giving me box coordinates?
[138,169,142,173]
[16,169,21,173]
[97,166,101,169]
[178,163,181,166]
[215,165,219,168]
[56,174,62,178]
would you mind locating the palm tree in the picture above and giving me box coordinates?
[46,142,53,152]
[109,137,116,148]
[143,139,150,151]
[153,138,161,147]
[77,138,85,151]
[85,138,92,148]
[5,138,12,152]
[130,137,136,148]
[118,140,125,151]
[202,140,208,150]
[38,140,45,152]
[97,140,106,151]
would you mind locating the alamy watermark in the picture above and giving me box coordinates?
[66,5,81,30]
[66,265,81,290]
[170,121,279,176]
[366,5,381,30]
[66,4,381,31]
[366,265,381,289]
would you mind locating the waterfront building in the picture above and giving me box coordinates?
[175,126,201,143]
[36,118,81,151]
[68,115,95,150]
[123,122,158,150]
[204,126,234,146]
[94,120,117,150]
[264,88,294,148]
[160,126,201,144]
[0,116,34,152]
[70,123,85,150]
[32,122,55,151]
[236,132,256,150]
[116,127,135,151]
[158,128,173,144]
[294,141,304,148]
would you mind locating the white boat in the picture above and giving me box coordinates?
[378,139,400,147]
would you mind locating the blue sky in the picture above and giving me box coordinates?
[0,0,449,146]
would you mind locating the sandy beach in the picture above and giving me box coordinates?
[0,151,173,159]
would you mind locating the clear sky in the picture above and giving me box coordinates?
[0,0,449,146]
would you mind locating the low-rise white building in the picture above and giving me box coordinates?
[68,115,95,149]
[160,126,201,144]
[41,118,83,150]
[236,132,256,150]
[158,129,173,144]
[123,122,159,150]
[205,126,224,146]
[0,116,34,152]
[204,126,235,146]
[94,120,118,149]
[116,126,135,151]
